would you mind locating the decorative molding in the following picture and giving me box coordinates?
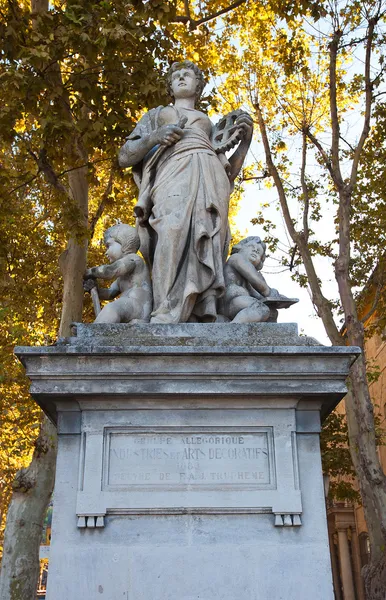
[274,513,302,527]
[77,514,105,528]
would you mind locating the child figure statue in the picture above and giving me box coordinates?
[223,236,296,323]
[83,224,152,324]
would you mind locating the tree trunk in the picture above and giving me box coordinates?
[347,408,386,599]
[363,554,386,600]
[0,15,89,598]
[345,357,386,599]
[0,417,57,600]
[58,164,89,338]
[0,156,89,599]
[334,177,386,597]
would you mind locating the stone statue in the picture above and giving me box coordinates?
[83,224,152,323]
[222,236,297,323]
[118,60,253,324]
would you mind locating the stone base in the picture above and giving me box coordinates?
[15,323,360,600]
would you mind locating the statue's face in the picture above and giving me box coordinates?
[170,68,198,99]
[105,237,123,262]
[242,241,265,269]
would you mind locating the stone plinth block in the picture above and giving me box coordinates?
[15,323,360,600]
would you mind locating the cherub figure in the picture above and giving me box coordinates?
[223,236,288,323]
[83,224,152,324]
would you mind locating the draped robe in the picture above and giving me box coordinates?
[129,106,231,323]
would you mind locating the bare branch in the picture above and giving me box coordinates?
[289,244,298,271]
[173,0,246,29]
[57,157,112,179]
[304,127,335,180]
[183,0,191,19]
[348,17,376,194]
[9,171,40,196]
[242,170,269,182]
[339,134,356,153]
[360,263,386,324]
[329,29,345,190]
[30,149,69,195]
[301,131,310,241]
[373,90,386,100]
[340,35,368,49]
[254,99,297,240]
[255,99,341,344]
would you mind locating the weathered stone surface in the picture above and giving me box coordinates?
[44,410,335,600]
[71,321,316,346]
[223,236,298,323]
[83,223,152,323]
[15,323,360,600]
[118,61,253,324]
[15,323,360,424]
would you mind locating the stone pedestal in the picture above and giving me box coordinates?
[15,323,359,600]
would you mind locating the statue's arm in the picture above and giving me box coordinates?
[227,113,253,183]
[98,280,120,301]
[118,112,185,168]
[118,130,159,168]
[85,258,136,281]
[231,255,271,296]
[246,281,265,300]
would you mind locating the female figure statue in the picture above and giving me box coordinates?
[118,61,253,323]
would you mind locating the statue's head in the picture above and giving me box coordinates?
[231,236,266,269]
[104,224,140,256]
[166,60,206,101]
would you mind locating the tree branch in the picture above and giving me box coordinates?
[242,172,269,181]
[32,209,50,229]
[183,0,191,20]
[173,0,246,29]
[254,99,297,240]
[89,162,116,240]
[329,29,345,191]
[29,149,69,196]
[348,17,376,194]
[289,244,298,271]
[360,263,386,325]
[361,282,383,325]
[304,127,335,180]
[339,134,356,153]
[9,171,41,196]
[255,98,341,344]
[335,16,380,351]
[301,131,310,241]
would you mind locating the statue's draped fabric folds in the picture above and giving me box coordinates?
[131,106,231,323]
[116,60,255,324]
[84,61,297,324]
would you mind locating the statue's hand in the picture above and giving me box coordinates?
[235,112,253,138]
[155,124,184,147]
[83,270,97,293]
[83,277,97,293]
[268,288,281,298]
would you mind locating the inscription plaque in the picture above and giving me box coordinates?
[103,427,275,491]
